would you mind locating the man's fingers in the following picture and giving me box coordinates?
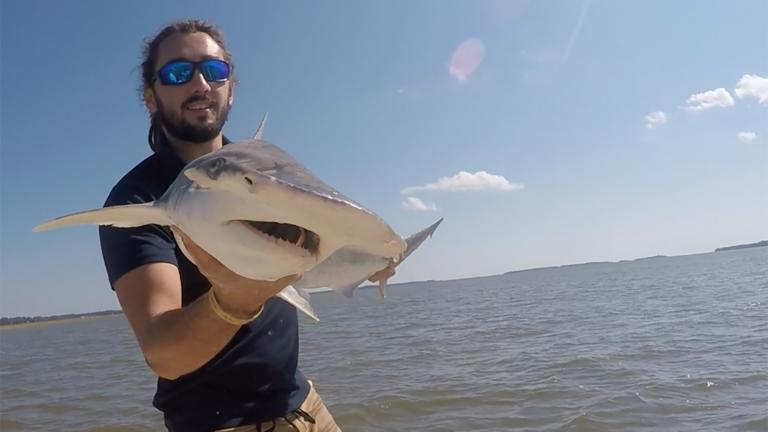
[171,227,221,268]
[275,273,301,287]
[170,227,301,291]
[170,226,193,252]
[368,266,396,283]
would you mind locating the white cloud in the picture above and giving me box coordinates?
[737,131,758,143]
[683,88,735,112]
[645,111,668,129]
[402,197,438,212]
[734,74,768,104]
[402,171,524,194]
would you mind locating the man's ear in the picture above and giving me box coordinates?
[144,88,157,114]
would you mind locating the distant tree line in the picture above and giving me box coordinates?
[715,240,768,252]
[0,310,122,326]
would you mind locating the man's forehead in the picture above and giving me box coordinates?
[156,32,225,65]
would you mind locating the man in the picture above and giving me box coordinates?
[99,19,358,431]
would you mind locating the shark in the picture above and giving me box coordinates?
[33,116,442,321]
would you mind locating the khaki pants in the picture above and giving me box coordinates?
[216,381,341,432]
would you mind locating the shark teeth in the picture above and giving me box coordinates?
[239,221,319,255]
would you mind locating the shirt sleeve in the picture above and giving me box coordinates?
[98,182,178,289]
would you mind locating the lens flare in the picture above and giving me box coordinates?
[449,38,485,81]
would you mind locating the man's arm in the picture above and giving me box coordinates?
[115,231,296,380]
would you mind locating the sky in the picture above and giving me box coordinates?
[1,0,766,317]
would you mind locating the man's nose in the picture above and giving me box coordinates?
[186,68,212,93]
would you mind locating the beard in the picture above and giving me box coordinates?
[154,94,231,143]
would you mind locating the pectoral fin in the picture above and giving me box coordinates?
[33,202,170,232]
[277,285,319,321]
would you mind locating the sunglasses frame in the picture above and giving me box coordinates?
[153,58,231,86]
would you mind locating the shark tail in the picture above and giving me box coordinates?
[402,217,444,261]
[33,202,171,232]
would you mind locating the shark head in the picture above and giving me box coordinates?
[174,140,406,280]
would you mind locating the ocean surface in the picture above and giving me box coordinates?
[1,247,766,431]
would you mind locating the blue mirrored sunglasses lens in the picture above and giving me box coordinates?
[158,62,194,85]
[200,60,230,82]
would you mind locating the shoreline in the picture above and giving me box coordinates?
[0,313,123,331]
[3,244,765,324]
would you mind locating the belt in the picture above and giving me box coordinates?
[252,408,316,432]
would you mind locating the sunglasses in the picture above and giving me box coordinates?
[154,59,231,86]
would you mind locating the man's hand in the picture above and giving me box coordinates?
[172,227,298,320]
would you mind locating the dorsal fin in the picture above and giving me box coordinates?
[253,112,269,140]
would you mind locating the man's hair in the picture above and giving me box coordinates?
[140,19,235,152]
[140,19,234,94]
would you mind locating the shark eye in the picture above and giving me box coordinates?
[206,157,227,177]
[244,176,254,185]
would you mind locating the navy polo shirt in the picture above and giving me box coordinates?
[98,133,309,432]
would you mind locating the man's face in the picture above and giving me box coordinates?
[146,32,233,143]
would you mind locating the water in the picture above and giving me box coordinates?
[1,248,766,431]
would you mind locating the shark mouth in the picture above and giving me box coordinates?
[239,220,320,255]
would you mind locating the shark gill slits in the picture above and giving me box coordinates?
[243,221,319,254]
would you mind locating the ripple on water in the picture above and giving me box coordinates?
[2,248,767,431]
